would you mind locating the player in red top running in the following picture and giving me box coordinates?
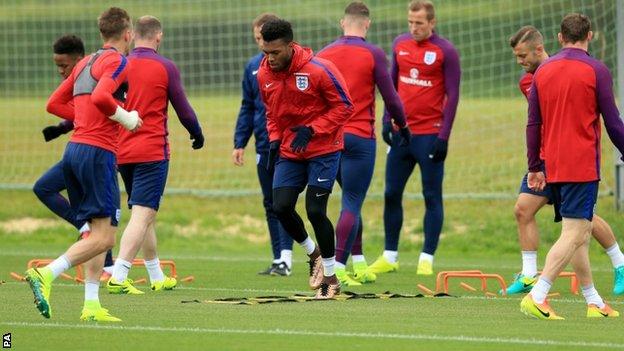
[316,1,409,287]
[26,7,142,322]
[504,26,624,296]
[369,0,460,276]
[258,18,354,299]
[107,15,204,295]
[521,14,624,319]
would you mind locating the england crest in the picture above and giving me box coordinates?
[295,74,309,91]
[424,51,437,65]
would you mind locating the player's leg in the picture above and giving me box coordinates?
[350,217,373,282]
[414,134,444,275]
[522,182,600,320]
[257,152,288,275]
[370,140,415,274]
[141,222,176,290]
[305,151,341,298]
[272,158,322,289]
[504,190,549,294]
[33,160,83,229]
[334,134,375,285]
[590,215,624,295]
[108,161,167,293]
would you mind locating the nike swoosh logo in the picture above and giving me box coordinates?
[264,83,273,88]
[252,70,258,75]
[315,193,328,197]
[598,310,609,317]
[398,51,410,56]
[317,178,330,182]
[534,305,550,318]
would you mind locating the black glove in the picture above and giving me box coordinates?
[398,126,411,147]
[267,141,281,172]
[42,124,66,142]
[381,121,393,146]
[429,138,448,163]
[290,126,314,153]
[191,132,204,150]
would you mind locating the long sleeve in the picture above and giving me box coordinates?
[166,61,202,136]
[91,54,128,116]
[46,76,75,121]
[382,42,400,124]
[233,62,255,149]
[307,60,354,135]
[437,44,461,141]
[373,47,406,127]
[526,79,543,172]
[595,63,624,156]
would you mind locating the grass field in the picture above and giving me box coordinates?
[1,190,624,350]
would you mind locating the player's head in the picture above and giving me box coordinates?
[252,13,279,49]
[260,19,294,72]
[558,13,592,46]
[509,26,545,73]
[341,2,371,34]
[408,0,435,42]
[52,34,85,79]
[134,15,163,50]
[98,7,133,54]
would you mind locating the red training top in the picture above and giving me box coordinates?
[258,43,354,160]
[46,47,128,153]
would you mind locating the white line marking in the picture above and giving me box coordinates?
[0,321,622,348]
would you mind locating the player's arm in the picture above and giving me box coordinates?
[595,64,624,155]
[382,39,400,125]
[232,62,256,164]
[91,54,141,131]
[166,61,204,149]
[437,44,461,141]
[258,70,281,171]
[305,61,354,136]
[373,47,406,127]
[46,75,75,121]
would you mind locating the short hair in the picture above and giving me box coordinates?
[252,13,279,29]
[345,2,370,18]
[509,26,543,48]
[134,15,162,40]
[560,13,591,43]
[53,34,85,56]
[98,7,131,40]
[260,19,293,43]
[408,0,435,21]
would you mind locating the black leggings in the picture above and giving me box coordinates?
[273,186,335,258]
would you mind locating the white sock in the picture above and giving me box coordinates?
[521,251,538,277]
[47,255,71,279]
[383,250,398,263]
[79,223,90,234]
[280,250,293,268]
[530,277,552,304]
[103,266,114,275]
[352,255,366,264]
[299,237,316,256]
[145,258,165,283]
[335,261,346,270]
[322,256,336,277]
[84,279,100,301]
[111,258,132,282]
[419,252,434,263]
[582,284,605,308]
[605,243,624,268]
[272,258,281,264]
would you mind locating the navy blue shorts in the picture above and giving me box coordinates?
[551,182,598,222]
[273,152,341,191]
[62,142,120,226]
[118,160,169,211]
[519,173,554,204]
